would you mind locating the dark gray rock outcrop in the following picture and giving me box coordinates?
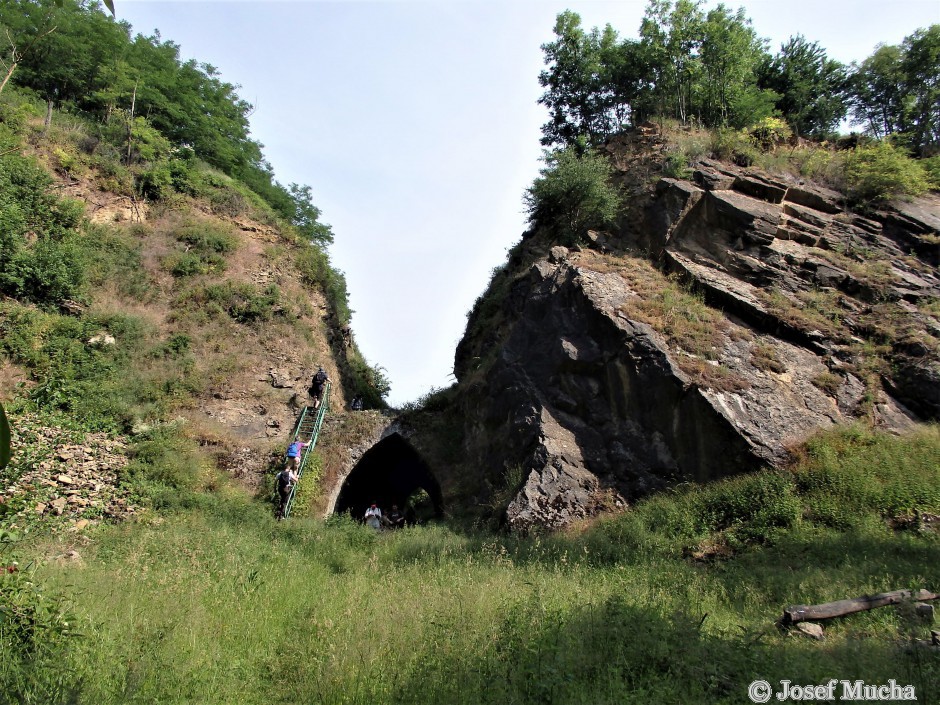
[439,134,939,532]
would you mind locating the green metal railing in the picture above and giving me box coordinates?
[281,381,330,519]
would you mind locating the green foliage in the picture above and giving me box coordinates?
[923,155,940,188]
[746,116,792,150]
[0,148,89,306]
[13,423,938,704]
[538,3,777,146]
[524,146,621,245]
[162,221,236,277]
[662,149,693,178]
[177,281,282,324]
[793,424,940,529]
[295,244,351,325]
[286,183,333,246]
[0,0,331,240]
[848,26,940,156]
[709,126,759,165]
[343,349,391,409]
[175,221,237,255]
[123,424,203,502]
[0,302,200,433]
[0,566,81,704]
[757,34,849,138]
[844,140,931,205]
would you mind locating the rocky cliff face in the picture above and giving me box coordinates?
[434,129,939,532]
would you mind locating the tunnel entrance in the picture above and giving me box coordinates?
[333,433,443,522]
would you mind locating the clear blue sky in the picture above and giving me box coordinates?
[119,0,939,406]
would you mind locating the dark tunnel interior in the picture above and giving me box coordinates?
[334,434,443,521]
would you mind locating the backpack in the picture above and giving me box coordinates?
[314,369,327,385]
[276,471,292,492]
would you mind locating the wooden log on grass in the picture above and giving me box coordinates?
[783,589,939,625]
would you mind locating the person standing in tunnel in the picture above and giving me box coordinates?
[386,504,405,529]
[364,503,383,531]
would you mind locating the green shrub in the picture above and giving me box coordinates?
[710,128,759,166]
[921,155,940,189]
[0,567,81,704]
[296,245,351,325]
[165,251,225,277]
[178,282,282,323]
[175,221,237,254]
[746,117,792,150]
[122,425,206,504]
[844,140,931,205]
[663,150,693,179]
[524,146,622,246]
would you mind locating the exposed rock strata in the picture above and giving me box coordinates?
[443,135,938,532]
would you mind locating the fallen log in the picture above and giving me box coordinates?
[783,589,939,625]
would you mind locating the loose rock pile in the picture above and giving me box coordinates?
[1,413,136,532]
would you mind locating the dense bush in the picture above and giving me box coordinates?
[176,281,282,324]
[524,146,622,245]
[0,567,81,704]
[844,140,932,205]
[295,244,351,325]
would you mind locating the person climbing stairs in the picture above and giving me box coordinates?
[277,381,330,519]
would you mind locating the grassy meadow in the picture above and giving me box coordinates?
[2,425,939,704]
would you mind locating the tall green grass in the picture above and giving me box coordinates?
[4,425,939,704]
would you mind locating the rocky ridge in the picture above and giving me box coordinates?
[438,128,939,532]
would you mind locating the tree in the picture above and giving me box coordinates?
[849,44,906,138]
[524,146,621,245]
[0,0,57,95]
[639,0,705,124]
[288,183,333,246]
[538,11,606,147]
[901,25,940,154]
[698,4,773,127]
[758,35,849,138]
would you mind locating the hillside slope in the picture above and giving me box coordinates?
[0,97,384,532]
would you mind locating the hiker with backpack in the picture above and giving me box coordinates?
[285,439,310,472]
[309,366,330,409]
[275,466,298,519]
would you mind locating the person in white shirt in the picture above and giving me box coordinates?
[364,503,382,530]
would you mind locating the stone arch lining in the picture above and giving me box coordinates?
[326,432,443,520]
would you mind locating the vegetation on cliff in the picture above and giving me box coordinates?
[1,1,939,702]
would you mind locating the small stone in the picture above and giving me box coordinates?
[914,602,935,624]
[72,519,90,531]
[35,503,47,514]
[57,474,74,485]
[795,622,825,640]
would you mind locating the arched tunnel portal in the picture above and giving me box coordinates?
[333,433,443,521]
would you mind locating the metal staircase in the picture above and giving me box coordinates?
[280,382,330,519]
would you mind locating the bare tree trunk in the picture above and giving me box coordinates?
[125,80,138,165]
[0,61,16,95]
[783,589,939,625]
[0,25,56,96]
